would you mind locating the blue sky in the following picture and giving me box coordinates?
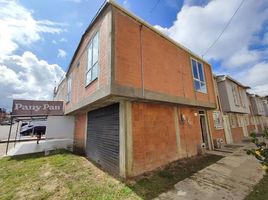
[17,0,183,72]
[0,0,268,110]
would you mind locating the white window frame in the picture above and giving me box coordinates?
[232,84,239,106]
[191,58,207,93]
[86,32,99,86]
[66,76,72,103]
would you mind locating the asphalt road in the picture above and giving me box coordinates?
[0,123,20,141]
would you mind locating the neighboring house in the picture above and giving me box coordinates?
[249,94,266,132]
[207,76,226,145]
[53,78,67,102]
[0,108,7,122]
[216,75,250,143]
[246,93,259,134]
[54,0,217,177]
[262,96,268,128]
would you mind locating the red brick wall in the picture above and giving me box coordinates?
[114,9,216,105]
[178,107,203,158]
[247,125,256,134]
[231,127,244,142]
[65,9,111,112]
[131,102,177,176]
[131,102,203,176]
[207,110,226,143]
[74,113,87,154]
[257,124,263,132]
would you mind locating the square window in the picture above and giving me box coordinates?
[86,32,99,86]
[92,64,98,80]
[88,43,92,70]
[191,58,206,93]
[92,34,99,65]
[194,80,201,91]
[86,69,92,85]
[198,63,204,81]
[192,60,198,79]
[200,82,207,93]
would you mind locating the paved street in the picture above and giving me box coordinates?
[155,144,265,200]
[0,124,20,141]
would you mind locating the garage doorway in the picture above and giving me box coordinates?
[86,103,120,175]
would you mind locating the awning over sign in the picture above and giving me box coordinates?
[12,100,64,116]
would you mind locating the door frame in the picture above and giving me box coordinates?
[198,110,212,150]
[222,114,233,144]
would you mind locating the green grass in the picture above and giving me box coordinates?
[126,154,223,200]
[0,151,222,200]
[0,151,140,200]
[245,171,268,200]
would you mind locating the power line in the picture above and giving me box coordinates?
[202,0,246,57]
[150,0,161,13]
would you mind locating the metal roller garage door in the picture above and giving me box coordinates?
[86,103,119,175]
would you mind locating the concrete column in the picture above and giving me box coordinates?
[173,106,181,158]
[119,101,133,178]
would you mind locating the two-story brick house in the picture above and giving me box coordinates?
[207,76,227,145]
[54,0,217,177]
[215,75,250,142]
[249,94,267,132]
[262,97,268,128]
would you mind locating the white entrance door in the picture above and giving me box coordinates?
[223,114,233,144]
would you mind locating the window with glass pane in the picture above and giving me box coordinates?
[67,77,71,103]
[86,32,99,86]
[191,59,207,93]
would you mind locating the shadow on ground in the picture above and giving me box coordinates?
[125,154,223,200]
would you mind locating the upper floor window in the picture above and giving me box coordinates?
[67,76,72,103]
[86,32,99,86]
[232,84,239,106]
[191,58,207,93]
[238,89,245,107]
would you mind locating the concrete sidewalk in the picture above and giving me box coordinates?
[155,144,265,200]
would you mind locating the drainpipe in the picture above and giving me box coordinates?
[139,24,145,98]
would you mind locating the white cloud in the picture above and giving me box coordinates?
[59,37,67,42]
[155,0,268,96]
[0,1,67,110]
[0,0,67,55]
[57,49,67,58]
[0,52,65,110]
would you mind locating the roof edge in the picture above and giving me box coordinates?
[108,0,211,66]
[216,75,250,89]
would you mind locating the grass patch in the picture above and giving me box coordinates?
[126,154,223,200]
[0,151,222,200]
[244,171,268,200]
[0,150,140,200]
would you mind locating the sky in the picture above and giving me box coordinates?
[0,0,268,111]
